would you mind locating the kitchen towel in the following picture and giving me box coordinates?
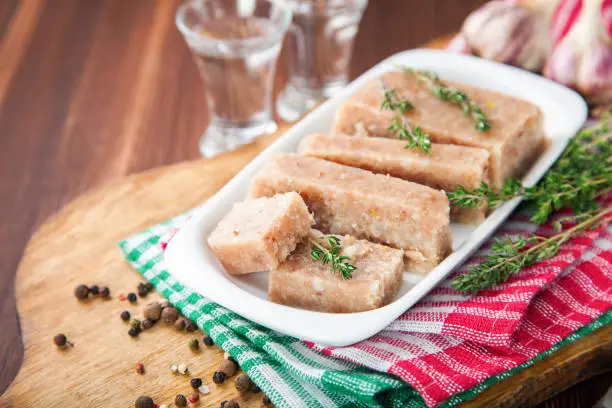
[120,197,612,407]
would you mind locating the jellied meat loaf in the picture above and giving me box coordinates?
[298,133,491,224]
[207,192,314,275]
[269,230,405,313]
[248,154,452,273]
[333,71,547,189]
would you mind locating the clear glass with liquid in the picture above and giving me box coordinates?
[176,0,292,157]
[277,0,368,121]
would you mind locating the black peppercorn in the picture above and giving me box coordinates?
[190,377,203,389]
[120,310,131,322]
[74,284,90,300]
[250,383,261,393]
[212,371,226,384]
[220,400,228,408]
[185,320,197,332]
[141,319,154,330]
[128,327,140,337]
[202,335,214,346]
[135,395,154,408]
[137,283,149,298]
[262,395,272,406]
[127,292,138,303]
[175,394,188,407]
[53,333,73,348]
[144,282,154,292]
[100,286,110,298]
[89,285,100,296]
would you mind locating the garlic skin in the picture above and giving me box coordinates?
[461,0,552,71]
[545,0,612,105]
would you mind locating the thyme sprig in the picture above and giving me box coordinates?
[309,235,356,280]
[379,80,432,153]
[449,116,612,294]
[452,206,611,294]
[401,67,491,132]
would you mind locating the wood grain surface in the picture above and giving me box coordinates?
[0,0,610,407]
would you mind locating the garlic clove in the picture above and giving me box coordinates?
[545,0,612,105]
[461,0,551,71]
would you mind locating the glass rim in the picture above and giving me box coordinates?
[176,0,293,48]
[285,0,368,13]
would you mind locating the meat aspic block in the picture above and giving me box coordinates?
[248,154,452,273]
[269,230,404,313]
[207,192,314,275]
[298,133,491,224]
[333,71,547,189]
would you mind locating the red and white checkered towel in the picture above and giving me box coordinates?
[305,198,612,406]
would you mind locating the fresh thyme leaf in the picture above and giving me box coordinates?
[400,67,491,132]
[449,116,612,294]
[379,80,432,153]
[447,117,612,224]
[309,235,356,280]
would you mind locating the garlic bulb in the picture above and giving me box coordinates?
[461,0,552,71]
[544,0,612,105]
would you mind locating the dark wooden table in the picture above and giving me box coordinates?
[0,1,610,406]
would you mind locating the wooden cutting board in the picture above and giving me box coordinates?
[2,34,612,406]
[1,124,611,408]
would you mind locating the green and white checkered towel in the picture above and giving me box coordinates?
[120,214,612,408]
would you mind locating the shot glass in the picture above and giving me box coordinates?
[176,0,292,158]
[276,0,368,121]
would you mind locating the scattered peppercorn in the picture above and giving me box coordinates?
[74,284,90,300]
[170,364,178,373]
[144,282,154,292]
[213,371,226,384]
[119,293,127,301]
[53,333,73,348]
[135,395,154,408]
[100,286,110,298]
[161,307,179,324]
[136,362,145,375]
[220,400,228,408]
[130,318,141,330]
[121,310,131,322]
[143,302,162,321]
[202,336,214,346]
[262,395,272,406]
[219,360,237,377]
[178,363,188,375]
[127,292,138,303]
[174,394,187,407]
[174,317,187,331]
[234,373,251,392]
[223,400,240,408]
[128,327,140,338]
[90,285,100,296]
[250,383,261,393]
[188,392,199,404]
[190,377,203,389]
[137,283,149,298]
[141,319,154,330]
[185,320,197,332]
[188,338,200,352]
[199,384,210,394]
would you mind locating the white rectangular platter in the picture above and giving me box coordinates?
[165,49,587,347]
